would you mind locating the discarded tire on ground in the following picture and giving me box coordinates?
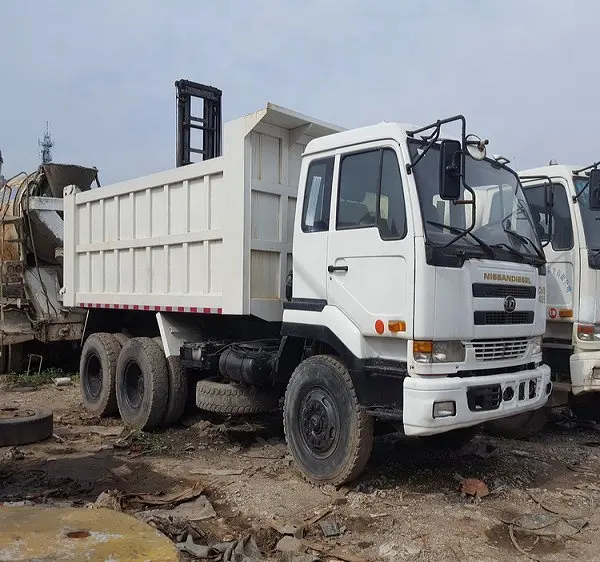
[485,406,550,439]
[196,378,278,415]
[283,355,374,486]
[152,337,188,425]
[0,407,53,446]
[79,333,121,417]
[419,425,479,450]
[116,337,169,430]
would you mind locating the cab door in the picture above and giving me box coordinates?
[326,143,415,337]
[523,181,576,321]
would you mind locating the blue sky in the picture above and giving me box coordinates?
[1,1,596,184]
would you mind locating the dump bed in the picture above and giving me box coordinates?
[62,104,342,322]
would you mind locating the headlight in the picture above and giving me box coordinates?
[577,323,600,342]
[532,336,542,355]
[413,340,465,363]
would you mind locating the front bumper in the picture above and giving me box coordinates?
[570,352,600,395]
[402,364,552,436]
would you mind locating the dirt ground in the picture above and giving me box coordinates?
[3,383,600,562]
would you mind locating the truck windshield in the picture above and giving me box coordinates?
[573,176,600,249]
[408,140,543,264]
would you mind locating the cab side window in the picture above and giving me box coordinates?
[337,148,407,240]
[301,157,334,233]
[523,183,574,250]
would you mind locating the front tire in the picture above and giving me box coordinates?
[283,355,373,486]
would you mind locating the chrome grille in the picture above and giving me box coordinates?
[471,338,529,361]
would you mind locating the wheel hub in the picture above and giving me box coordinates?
[124,361,144,409]
[84,353,103,400]
[299,387,339,458]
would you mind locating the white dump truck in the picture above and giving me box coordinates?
[54,81,552,484]
[505,163,600,425]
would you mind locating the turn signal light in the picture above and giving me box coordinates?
[559,309,573,318]
[388,320,406,333]
[413,341,433,354]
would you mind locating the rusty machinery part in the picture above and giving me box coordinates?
[485,405,550,439]
[151,336,188,426]
[195,377,279,415]
[0,407,53,446]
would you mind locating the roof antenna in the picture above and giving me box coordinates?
[549,159,558,165]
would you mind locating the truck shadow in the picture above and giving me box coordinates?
[0,449,184,504]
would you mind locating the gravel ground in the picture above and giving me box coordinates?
[2,382,600,561]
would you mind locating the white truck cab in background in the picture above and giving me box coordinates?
[63,86,551,485]
[514,163,600,422]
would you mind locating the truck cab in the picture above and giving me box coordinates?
[282,117,551,480]
[519,164,600,409]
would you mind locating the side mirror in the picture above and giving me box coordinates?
[439,139,462,200]
[589,169,600,210]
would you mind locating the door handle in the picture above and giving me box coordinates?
[328,265,349,273]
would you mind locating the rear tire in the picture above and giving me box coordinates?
[485,406,550,439]
[569,393,600,422]
[79,333,120,416]
[196,378,278,415]
[0,344,24,375]
[116,337,169,430]
[419,426,479,450]
[152,336,188,425]
[113,333,131,348]
[283,355,374,486]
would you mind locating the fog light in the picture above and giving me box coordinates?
[433,401,456,418]
[503,386,514,401]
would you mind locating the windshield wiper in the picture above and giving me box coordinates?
[426,220,495,258]
[490,243,528,261]
[502,227,545,261]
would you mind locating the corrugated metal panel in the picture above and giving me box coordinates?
[63,103,341,318]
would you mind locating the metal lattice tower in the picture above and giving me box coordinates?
[39,122,54,164]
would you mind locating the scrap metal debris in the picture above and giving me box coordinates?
[176,534,263,562]
[136,495,216,525]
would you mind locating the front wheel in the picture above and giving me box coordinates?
[283,355,373,486]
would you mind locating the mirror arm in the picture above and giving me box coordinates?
[442,183,477,248]
[406,127,441,175]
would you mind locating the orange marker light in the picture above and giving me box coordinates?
[375,320,385,334]
[413,340,433,353]
[388,320,406,333]
[559,309,573,318]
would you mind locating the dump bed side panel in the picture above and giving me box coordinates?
[63,158,238,313]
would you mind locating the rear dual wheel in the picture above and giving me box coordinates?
[80,333,186,428]
[116,338,169,430]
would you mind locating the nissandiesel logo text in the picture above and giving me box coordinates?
[483,273,531,284]
[504,296,516,313]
